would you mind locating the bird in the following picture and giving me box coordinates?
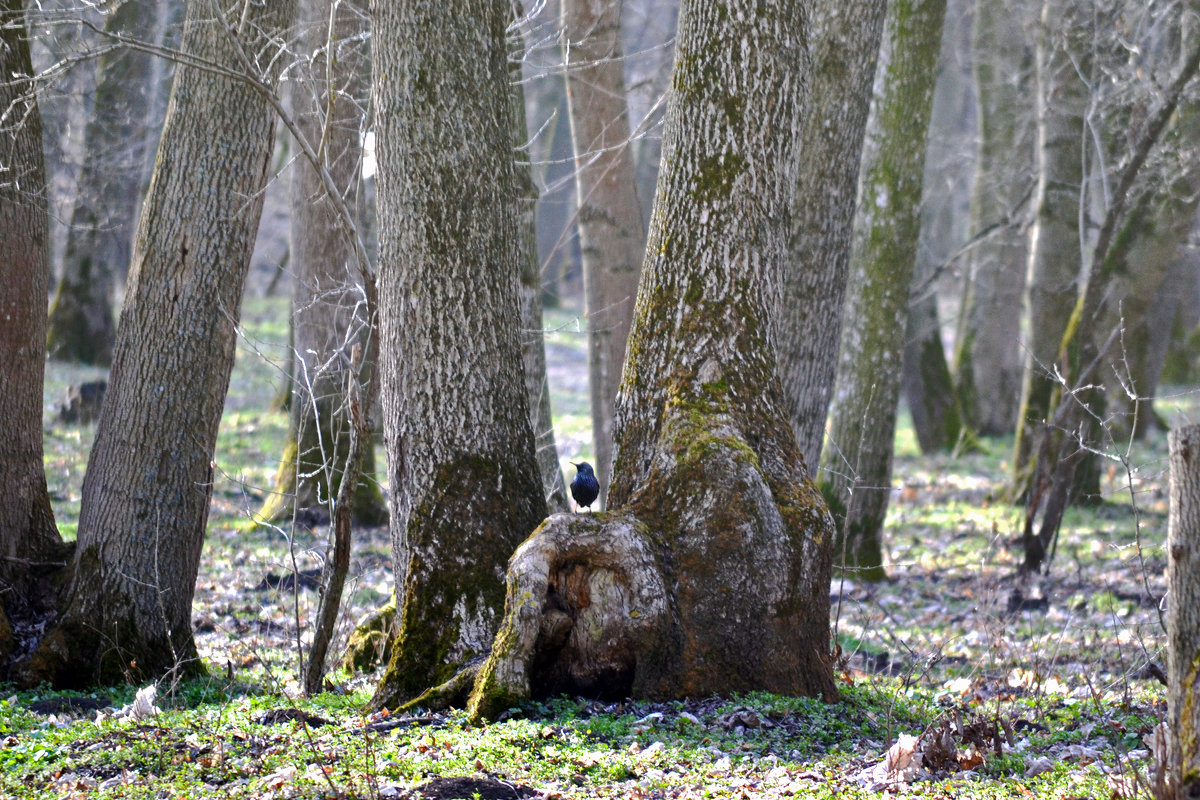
[570,461,600,513]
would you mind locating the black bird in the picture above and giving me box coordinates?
[570,461,600,513]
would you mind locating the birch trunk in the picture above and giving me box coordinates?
[19,0,296,687]
[818,0,948,581]
[563,0,644,505]
[778,0,888,467]
[370,0,548,709]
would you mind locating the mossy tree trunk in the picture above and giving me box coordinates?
[818,0,948,581]
[1020,29,1200,573]
[17,0,296,687]
[563,0,644,506]
[45,0,158,365]
[470,0,837,720]
[778,0,888,468]
[1010,0,1091,500]
[0,0,69,659]
[1168,424,1200,798]
[259,0,386,528]
[951,0,1033,437]
[902,278,966,454]
[369,0,548,710]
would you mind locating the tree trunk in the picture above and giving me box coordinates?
[370,0,548,710]
[902,278,966,454]
[18,0,296,687]
[1168,424,1200,799]
[818,0,948,581]
[778,0,888,468]
[513,15,568,513]
[1010,0,1091,498]
[0,0,68,656]
[259,0,386,527]
[563,0,644,506]
[952,0,1033,437]
[45,0,158,365]
[471,0,837,720]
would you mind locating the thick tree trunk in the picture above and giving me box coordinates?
[259,0,386,527]
[1010,0,1091,498]
[563,0,644,505]
[778,0,888,468]
[45,0,158,365]
[952,0,1033,436]
[0,0,68,654]
[370,0,548,710]
[1168,424,1200,799]
[471,0,837,720]
[18,0,295,687]
[818,0,948,581]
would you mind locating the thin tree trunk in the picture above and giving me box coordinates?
[0,0,68,653]
[260,0,385,527]
[1168,424,1200,799]
[563,0,644,505]
[370,0,548,710]
[818,0,948,581]
[1010,0,1091,499]
[778,0,888,468]
[45,0,158,365]
[19,0,296,687]
[902,277,966,454]
[952,0,1033,436]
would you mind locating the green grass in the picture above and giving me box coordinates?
[19,291,1190,798]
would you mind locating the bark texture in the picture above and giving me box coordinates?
[605,0,835,700]
[45,0,158,365]
[1010,0,1091,496]
[19,0,295,686]
[818,0,948,580]
[779,0,888,468]
[370,0,548,709]
[0,0,67,648]
[952,0,1032,436]
[563,0,644,504]
[1169,425,1200,798]
[260,0,386,527]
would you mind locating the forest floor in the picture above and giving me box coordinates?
[8,294,1195,799]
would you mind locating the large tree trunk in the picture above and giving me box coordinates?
[818,0,948,581]
[0,0,68,656]
[259,0,386,527]
[563,0,644,505]
[952,0,1033,436]
[18,0,296,687]
[1168,424,1200,799]
[778,0,888,468]
[470,0,837,721]
[370,0,548,710]
[1010,0,1091,499]
[45,0,158,365]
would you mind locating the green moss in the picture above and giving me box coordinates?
[690,152,746,204]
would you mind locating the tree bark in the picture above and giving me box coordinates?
[0,0,68,654]
[902,277,966,454]
[370,0,548,710]
[18,0,296,687]
[818,0,948,581]
[45,0,158,365]
[471,0,837,720]
[952,0,1033,437]
[563,0,644,505]
[1168,424,1200,799]
[259,0,386,527]
[1010,0,1091,498]
[778,0,888,468]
